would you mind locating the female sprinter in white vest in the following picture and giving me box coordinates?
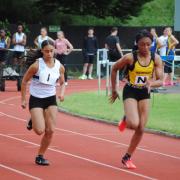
[21,40,65,166]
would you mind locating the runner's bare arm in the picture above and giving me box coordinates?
[148,54,163,88]
[109,54,132,103]
[58,65,65,101]
[21,62,38,108]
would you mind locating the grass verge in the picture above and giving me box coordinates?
[59,91,180,135]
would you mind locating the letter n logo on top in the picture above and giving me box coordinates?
[135,76,148,85]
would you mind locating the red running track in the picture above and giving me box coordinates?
[0,80,180,180]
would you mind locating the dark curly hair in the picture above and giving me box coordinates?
[136,29,153,43]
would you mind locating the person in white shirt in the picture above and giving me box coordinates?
[158,28,168,58]
[34,27,54,49]
[12,23,26,64]
[163,27,179,86]
[21,40,65,166]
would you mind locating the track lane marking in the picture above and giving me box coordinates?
[0,111,180,160]
[0,133,157,180]
[0,163,42,180]
[0,96,20,103]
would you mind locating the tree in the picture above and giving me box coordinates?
[0,0,41,23]
[35,0,152,20]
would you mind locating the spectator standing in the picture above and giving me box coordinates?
[55,31,73,85]
[12,23,26,64]
[163,27,179,86]
[79,27,98,80]
[105,27,123,62]
[0,29,11,64]
[158,28,169,59]
[150,28,162,53]
[34,27,54,49]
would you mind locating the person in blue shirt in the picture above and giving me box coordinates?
[150,28,162,53]
[0,29,11,64]
[163,27,179,86]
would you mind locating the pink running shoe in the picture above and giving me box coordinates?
[118,116,127,132]
[122,158,136,169]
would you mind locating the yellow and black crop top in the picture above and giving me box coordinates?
[127,51,155,87]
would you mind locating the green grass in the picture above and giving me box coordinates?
[59,91,180,135]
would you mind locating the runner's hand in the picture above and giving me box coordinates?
[58,95,64,102]
[21,99,27,109]
[109,90,120,104]
[146,79,152,94]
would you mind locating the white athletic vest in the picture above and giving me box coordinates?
[14,32,25,52]
[30,58,61,98]
[37,35,49,48]
[158,35,168,56]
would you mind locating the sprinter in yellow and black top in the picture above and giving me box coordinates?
[110,30,163,169]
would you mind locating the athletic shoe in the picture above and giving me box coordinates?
[122,158,136,169]
[27,118,32,131]
[35,155,49,166]
[65,82,68,86]
[79,74,87,80]
[118,116,126,132]
[88,75,94,80]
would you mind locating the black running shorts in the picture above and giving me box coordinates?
[83,54,95,64]
[164,61,172,73]
[29,95,57,110]
[123,84,150,101]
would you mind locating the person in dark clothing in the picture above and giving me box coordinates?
[79,27,98,80]
[105,27,123,62]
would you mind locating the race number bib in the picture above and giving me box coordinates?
[135,76,148,85]
[39,71,58,86]
[39,71,52,85]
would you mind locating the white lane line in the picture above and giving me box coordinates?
[56,128,180,161]
[0,102,15,106]
[0,113,4,117]
[0,163,42,180]
[0,133,157,180]
[0,96,20,103]
[0,102,6,104]
[9,104,15,106]
[7,133,35,136]
[86,133,116,136]
[0,112,26,122]
[0,111,180,160]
